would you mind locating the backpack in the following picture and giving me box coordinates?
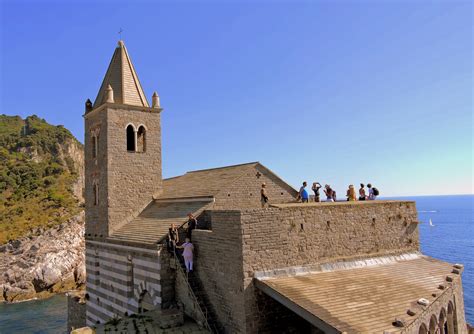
[372,187,379,196]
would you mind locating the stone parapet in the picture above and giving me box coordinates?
[241,200,419,273]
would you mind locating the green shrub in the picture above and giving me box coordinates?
[0,114,82,244]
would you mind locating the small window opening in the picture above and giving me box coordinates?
[126,125,136,152]
[93,183,99,206]
[137,126,146,153]
[92,135,97,158]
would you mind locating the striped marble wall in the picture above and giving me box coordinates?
[85,240,162,326]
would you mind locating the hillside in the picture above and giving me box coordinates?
[0,114,84,244]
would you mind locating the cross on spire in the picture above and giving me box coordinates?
[118,28,123,39]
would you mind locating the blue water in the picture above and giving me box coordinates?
[0,195,472,333]
[0,294,67,334]
[393,195,474,324]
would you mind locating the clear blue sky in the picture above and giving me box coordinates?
[1,1,472,196]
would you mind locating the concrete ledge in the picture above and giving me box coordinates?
[254,252,422,279]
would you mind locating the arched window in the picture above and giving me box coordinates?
[439,308,447,334]
[137,125,146,153]
[419,323,428,334]
[447,301,457,334]
[126,124,136,152]
[429,315,438,334]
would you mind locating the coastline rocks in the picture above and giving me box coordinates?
[0,211,85,302]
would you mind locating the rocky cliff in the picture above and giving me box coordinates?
[0,114,85,302]
[0,213,85,302]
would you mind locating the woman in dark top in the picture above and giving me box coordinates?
[186,213,197,239]
[167,223,179,253]
[312,182,322,202]
[359,183,366,201]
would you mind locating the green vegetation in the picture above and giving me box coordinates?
[0,114,83,244]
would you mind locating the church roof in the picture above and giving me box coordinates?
[93,40,149,108]
[256,254,460,333]
[109,199,213,245]
[161,162,261,199]
[108,162,296,245]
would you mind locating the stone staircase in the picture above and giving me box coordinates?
[109,199,212,244]
[174,252,223,333]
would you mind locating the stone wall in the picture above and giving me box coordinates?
[213,164,297,210]
[402,275,467,334]
[105,106,163,235]
[191,211,246,333]
[84,105,162,238]
[240,201,419,332]
[174,257,207,327]
[67,291,86,332]
[84,107,109,237]
[159,249,176,308]
[192,201,420,333]
[252,289,314,333]
[84,240,163,326]
[241,201,419,273]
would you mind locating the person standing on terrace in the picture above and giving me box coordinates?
[359,183,366,201]
[346,185,357,201]
[324,184,335,202]
[312,182,322,202]
[367,184,379,200]
[261,183,269,208]
[299,182,309,203]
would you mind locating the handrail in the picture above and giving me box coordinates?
[173,251,212,331]
[162,219,218,332]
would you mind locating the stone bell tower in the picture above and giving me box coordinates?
[84,40,163,238]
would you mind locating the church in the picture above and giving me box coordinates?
[82,40,469,333]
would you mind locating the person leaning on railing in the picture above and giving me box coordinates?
[167,223,179,253]
[186,213,198,240]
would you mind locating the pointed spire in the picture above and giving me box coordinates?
[93,40,149,108]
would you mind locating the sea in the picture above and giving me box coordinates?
[0,194,472,333]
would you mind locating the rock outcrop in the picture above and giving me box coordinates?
[0,212,85,302]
